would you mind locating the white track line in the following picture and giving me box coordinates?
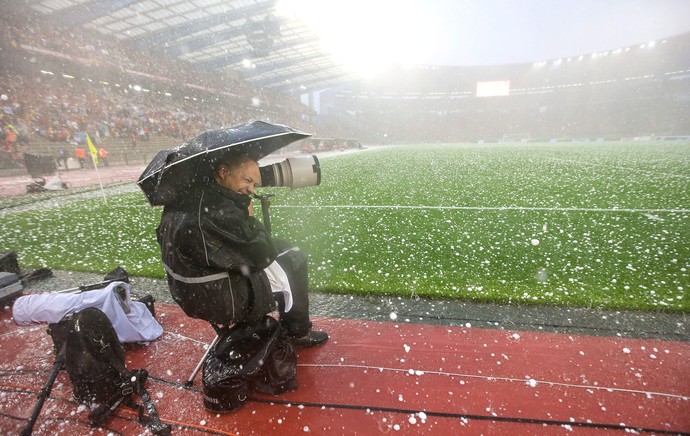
[299,363,690,401]
[115,325,690,401]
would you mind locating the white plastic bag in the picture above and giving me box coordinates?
[12,281,163,343]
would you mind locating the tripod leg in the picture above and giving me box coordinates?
[20,342,67,436]
[184,334,220,387]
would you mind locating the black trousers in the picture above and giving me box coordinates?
[273,240,312,337]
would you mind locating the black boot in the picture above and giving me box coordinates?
[289,330,328,349]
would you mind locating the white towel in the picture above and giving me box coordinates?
[264,261,293,312]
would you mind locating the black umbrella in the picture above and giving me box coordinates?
[137,121,311,206]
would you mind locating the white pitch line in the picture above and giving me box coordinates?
[299,363,690,401]
[274,205,690,214]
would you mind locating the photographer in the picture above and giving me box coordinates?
[156,153,328,349]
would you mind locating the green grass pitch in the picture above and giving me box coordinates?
[2,141,688,312]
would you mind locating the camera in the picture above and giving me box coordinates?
[259,155,321,188]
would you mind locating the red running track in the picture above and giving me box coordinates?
[0,165,145,197]
[1,302,688,435]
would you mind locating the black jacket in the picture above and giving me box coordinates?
[157,182,277,325]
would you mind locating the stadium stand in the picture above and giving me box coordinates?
[0,12,336,172]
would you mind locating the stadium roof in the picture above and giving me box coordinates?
[25,0,358,95]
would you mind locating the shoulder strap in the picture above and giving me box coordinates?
[88,361,171,435]
[89,369,169,435]
[133,371,170,435]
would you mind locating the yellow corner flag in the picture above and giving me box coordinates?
[86,134,99,165]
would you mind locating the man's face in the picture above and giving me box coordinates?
[217,159,260,196]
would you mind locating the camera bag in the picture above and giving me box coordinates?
[0,272,22,304]
[0,251,20,274]
[202,315,297,413]
[0,251,23,305]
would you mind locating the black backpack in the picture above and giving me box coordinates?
[202,315,297,413]
[48,307,170,435]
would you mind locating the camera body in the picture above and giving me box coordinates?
[259,155,321,188]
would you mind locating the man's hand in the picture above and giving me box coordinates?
[248,199,254,216]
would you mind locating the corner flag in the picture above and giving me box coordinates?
[86,133,107,204]
[86,134,98,165]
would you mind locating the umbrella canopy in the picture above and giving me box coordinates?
[137,121,311,207]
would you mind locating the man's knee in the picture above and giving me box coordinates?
[277,247,307,273]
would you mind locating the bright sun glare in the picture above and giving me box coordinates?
[276,0,435,79]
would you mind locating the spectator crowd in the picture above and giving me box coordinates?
[1,11,331,168]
